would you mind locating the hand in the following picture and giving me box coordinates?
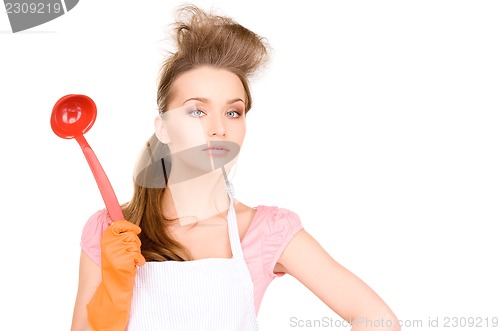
[87,220,146,331]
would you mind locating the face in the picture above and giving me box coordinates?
[155,66,247,181]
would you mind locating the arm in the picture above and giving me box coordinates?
[71,220,145,331]
[71,251,101,331]
[275,230,400,331]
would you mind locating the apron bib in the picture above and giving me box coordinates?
[127,192,258,330]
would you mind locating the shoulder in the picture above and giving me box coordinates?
[80,209,111,266]
[243,204,304,277]
[253,205,303,234]
[237,203,303,237]
[82,209,112,235]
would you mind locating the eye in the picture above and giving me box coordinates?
[188,108,206,118]
[226,110,242,118]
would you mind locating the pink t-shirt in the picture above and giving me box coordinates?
[80,205,303,314]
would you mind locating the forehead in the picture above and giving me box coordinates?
[169,67,246,106]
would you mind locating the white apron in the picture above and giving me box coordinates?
[127,191,258,330]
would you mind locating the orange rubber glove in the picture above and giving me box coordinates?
[87,220,146,331]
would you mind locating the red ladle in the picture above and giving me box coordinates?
[50,94,124,221]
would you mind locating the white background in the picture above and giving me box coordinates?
[1,1,499,330]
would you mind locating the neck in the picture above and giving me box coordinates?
[162,167,232,224]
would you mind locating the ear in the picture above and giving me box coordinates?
[154,114,170,144]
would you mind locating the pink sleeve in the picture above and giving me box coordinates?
[80,209,111,266]
[262,207,304,278]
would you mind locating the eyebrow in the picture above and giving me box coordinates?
[182,97,246,105]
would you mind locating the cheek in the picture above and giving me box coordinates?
[239,127,246,142]
[167,120,207,151]
[231,121,246,143]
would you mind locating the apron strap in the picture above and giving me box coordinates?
[226,182,244,260]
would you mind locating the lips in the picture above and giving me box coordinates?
[203,141,232,151]
[203,145,229,152]
[201,141,241,168]
[202,142,232,157]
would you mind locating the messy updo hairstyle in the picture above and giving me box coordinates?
[121,4,270,262]
[157,4,269,112]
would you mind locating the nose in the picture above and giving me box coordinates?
[208,115,226,137]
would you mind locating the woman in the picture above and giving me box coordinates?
[71,5,400,331]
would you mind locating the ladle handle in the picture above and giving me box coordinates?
[75,135,124,221]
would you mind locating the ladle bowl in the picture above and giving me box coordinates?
[50,94,124,221]
[50,94,96,139]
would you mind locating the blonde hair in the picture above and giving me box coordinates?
[122,4,270,261]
